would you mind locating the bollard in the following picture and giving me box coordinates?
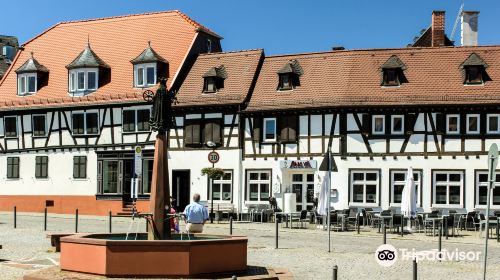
[14,206,17,229]
[231,275,237,280]
[438,227,442,261]
[230,216,233,235]
[444,216,448,240]
[75,209,79,233]
[109,211,112,233]
[44,208,48,231]
[413,259,417,280]
[357,215,360,234]
[332,265,338,280]
[383,224,387,244]
[497,218,499,243]
[275,215,279,249]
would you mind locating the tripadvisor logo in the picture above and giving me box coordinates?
[375,244,398,267]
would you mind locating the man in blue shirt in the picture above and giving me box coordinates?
[183,193,209,233]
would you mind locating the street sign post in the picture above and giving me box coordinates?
[483,143,498,280]
[131,146,142,200]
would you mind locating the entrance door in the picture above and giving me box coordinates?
[122,159,134,202]
[291,173,315,211]
[172,170,191,212]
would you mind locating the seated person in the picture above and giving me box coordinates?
[168,197,179,232]
[183,193,209,233]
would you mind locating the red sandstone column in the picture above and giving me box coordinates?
[148,133,171,240]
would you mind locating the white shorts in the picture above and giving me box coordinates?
[186,223,204,233]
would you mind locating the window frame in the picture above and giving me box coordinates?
[71,111,99,136]
[246,169,272,203]
[263,117,277,142]
[17,73,37,95]
[35,156,49,179]
[278,73,293,90]
[391,115,404,134]
[4,116,18,138]
[68,68,99,95]
[134,63,156,88]
[487,114,500,134]
[349,169,380,207]
[446,114,460,135]
[209,170,233,203]
[382,68,400,87]
[372,115,385,135]
[466,114,480,134]
[122,108,151,133]
[389,169,422,207]
[432,170,464,208]
[203,77,217,93]
[32,114,47,137]
[73,156,87,179]
[465,65,484,85]
[6,157,20,179]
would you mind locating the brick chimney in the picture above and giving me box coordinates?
[431,11,445,47]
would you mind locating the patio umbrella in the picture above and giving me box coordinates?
[318,171,330,216]
[401,167,417,231]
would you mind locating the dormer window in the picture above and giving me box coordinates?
[66,44,109,96]
[277,60,303,91]
[460,53,491,85]
[15,53,48,96]
[202,65,227,93]
[131,42,168,88]
[380,55,407,87]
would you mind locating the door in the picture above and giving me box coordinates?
[122,159,134,202]
[172,170,191,212]
[291,173,315,211]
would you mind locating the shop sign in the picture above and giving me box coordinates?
[280,160,317,169]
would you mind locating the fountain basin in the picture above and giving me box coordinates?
[60,233,247,277]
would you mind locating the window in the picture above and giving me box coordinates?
[184,119,202,146]
[35,156,48,179]
[207,39,212,53]
[475,171,500,207]
[123,109,150,133]
[102,160,119,194]
[184,118,222,146]
[390,170,421,205]
[72,112,99,135]
[204,119,222,145]
[446,114,459,134]
[263,118,276,142]
[4,116,17,138]
[247,170,271,202]
[465,66,483,84]
[467,114,480,134]
[391,115,404,134]
[7,157,20,179]
[142,159,154,194]
[210,170,232,202]
[203,77,216,93]
[134,63,156,87]
[278,74,292,90]
[17,73,37,95]
[432,171,463,206]
[68,69,98,94]
[122,110,136,132]
[372,115,385,135]
[487,114,500,134]
[382,69,399,86]
[73,156,87,179]
[32,115,46,137]
[350,170,379,205]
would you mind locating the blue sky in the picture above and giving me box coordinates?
[2,0,499,55]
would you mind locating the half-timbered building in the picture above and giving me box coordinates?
[0,11,222,215]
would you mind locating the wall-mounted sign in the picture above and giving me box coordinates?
[280,160,317,169]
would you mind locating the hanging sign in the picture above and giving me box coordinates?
[134,146,143,177]
[280,160,317,169]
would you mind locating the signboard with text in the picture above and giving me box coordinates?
[280,160,317,169]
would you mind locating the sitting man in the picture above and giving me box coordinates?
[183,193,209,233]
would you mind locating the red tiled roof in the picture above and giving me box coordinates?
[245,46,500,111]
[175,49,263,107]
[0,10,220,110]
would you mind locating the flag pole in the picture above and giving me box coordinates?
[327,149,331,253]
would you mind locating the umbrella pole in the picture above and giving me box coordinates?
[327,149,332,253]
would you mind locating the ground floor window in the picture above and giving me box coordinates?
[209,170,233,202]
[7,157,20,179]
[475,171,500,207]
[35,156,48,179]
[432,171,464,207]
[246,170,271,202]
[349,170,379,205]
[390,170,421,206]
[101,160,119,194]
[73,156,87,179]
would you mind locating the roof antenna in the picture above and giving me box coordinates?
[148,40,151,48]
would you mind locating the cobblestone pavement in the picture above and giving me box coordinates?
[1,212,499,279]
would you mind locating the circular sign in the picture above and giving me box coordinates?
[208,151,220,164]
[375,244,398,267]
[135,146,142,154]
